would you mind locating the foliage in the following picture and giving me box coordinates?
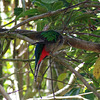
[0,0,100,100]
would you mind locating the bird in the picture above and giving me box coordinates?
[34,30,63,81]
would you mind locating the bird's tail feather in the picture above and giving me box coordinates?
[34,60,43,81]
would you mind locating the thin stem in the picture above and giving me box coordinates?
[49,57,55,100]
[0,40,10,58]
[0,58,35,62]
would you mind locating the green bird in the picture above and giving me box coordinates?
[34,30,63,81]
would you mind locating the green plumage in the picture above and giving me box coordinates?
[41,30,60,42]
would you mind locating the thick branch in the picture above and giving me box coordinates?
[64,36,100,53]
[0,29,100,53]
[0,85,12,100]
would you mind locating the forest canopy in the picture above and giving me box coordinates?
[0,0,100,100]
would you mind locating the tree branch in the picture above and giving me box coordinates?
[79,90,100,96]
[64,36,100,53]
[0,58,35,62]
[0,40,11,58]
[71,32,100,38]
[0,85,12,100]
[84,4,100,8]
[37,95,88,100]
[0,29,100,53]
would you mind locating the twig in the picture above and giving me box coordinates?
[0,58,35,62]
[84,4,100,8]
[36,95,88,100]
[0,40,11,58]
[0,85,12,100]
[71,32,100,38]
[0,67,29,81]
[0,19,15,28]
[79,90,100,96]
[38,76,67,85]
[11,33,36,44]
[49,58,55,100]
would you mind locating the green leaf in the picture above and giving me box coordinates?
[37,5,48,13]
[84,89,95,100]
[61,0,71,7]
[57,73,67,89]
[41,0,58,4]
[92,30,100,35]
[93,57,100,79]
[75,13,94,22]
[14,8,23,16]
[52,1,63,10]
[16,9,38,20]
[83,53,97,62]
[36,19,48,31]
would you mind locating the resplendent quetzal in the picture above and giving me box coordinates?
[34,30,63,81]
